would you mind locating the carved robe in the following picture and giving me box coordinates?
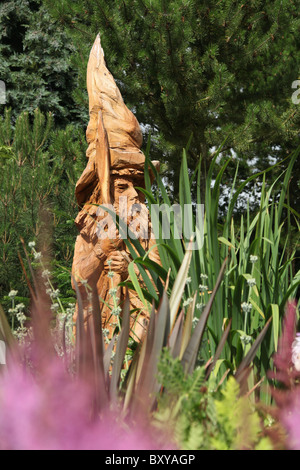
[72,34,160,342]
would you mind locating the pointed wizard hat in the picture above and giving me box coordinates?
[75,34,159,206]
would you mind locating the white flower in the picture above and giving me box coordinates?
[13,327,29,343]
[8,308,17,314]
[111,306,122,316]
[247,278,256,288]
[50,289,60,299]
[241,302,252,314]
[183,297,193,307]
[66,306,75,316]
[16,311,26,323]
[199,284,208,292]
[50,303,60,312]
[196,303,205,310]
[102,328,109,338]
[33,251,42,261]
[109,287,118,296]
[250,255,258,263]
[200,273,208,280]
[8,290,18,298]
[28,241,36,248]
[240,334,252,345]
[42,269,51,278]
[292,334,300,371]
[185,277,192,284]
[16,303,25,311]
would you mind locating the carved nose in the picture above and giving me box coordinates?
[130,188,139,200]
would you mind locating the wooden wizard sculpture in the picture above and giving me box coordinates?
[72,34,160,342]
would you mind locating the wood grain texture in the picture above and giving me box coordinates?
[72,34,160,342]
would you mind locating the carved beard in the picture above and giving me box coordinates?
[127,202,150,240]
[107,199,149,241]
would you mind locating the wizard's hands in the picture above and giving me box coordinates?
[104,250,130,275]
[98,234,124,255]
[94,231,130,275]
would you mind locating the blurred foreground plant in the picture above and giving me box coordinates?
[0,238,275,450]
[0,285,172,450]
[264,300,300,450]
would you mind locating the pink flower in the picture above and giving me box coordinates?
[0,289,175,451]
[0,357,169,450]
[266,301,300,449]
[281,391,300,450]
[268,301,300,395]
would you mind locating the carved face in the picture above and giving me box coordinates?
[112,177,145,208]
[112,176,149,238]
[111,177,147,231]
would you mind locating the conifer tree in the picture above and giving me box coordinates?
[0,108,86,308]
[0,0,85,125]
[45,0,300,203]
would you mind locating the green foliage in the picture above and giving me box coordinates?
[121,142,300,402]
[155,348,217,450]
[0,1,298,445]
[155,349,273,450]
[0,145,13,163]
[212,376,272,450]
[44,0,300,203]
[0,0,84,125]
[69,249,233,419]
[0,108,86,309]
[0,248,275,450]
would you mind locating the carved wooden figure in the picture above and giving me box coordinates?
[72,34,160,342]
